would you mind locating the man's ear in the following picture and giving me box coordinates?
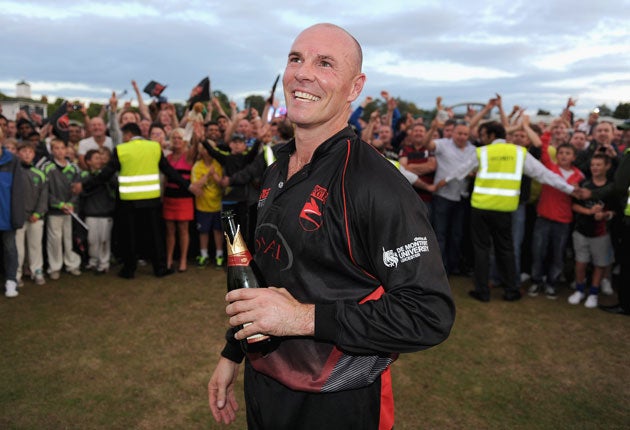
[347,73,367,103]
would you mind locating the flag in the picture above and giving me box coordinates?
[47,101,69,142]
[143,80,167,98]
[188,77,211,108]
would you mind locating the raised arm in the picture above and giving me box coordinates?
[132,80,151,121]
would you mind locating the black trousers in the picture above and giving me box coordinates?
[244,361,390,430]
[471,207,517,298]
[117,200,167,275]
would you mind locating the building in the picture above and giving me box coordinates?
[0,80,48,120]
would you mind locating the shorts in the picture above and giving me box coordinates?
[572,230,614,267]
[163,197,194,221]
[196,210,222,233]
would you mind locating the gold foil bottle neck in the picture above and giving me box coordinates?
[225,224,248,255]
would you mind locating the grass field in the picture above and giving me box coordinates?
[1,265,628,429]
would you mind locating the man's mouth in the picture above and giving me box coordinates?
[294,91,321,102]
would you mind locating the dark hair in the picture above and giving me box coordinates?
[121,122,142,137]
[591,153,611,164]
[557,143,576,155]
[444,119,457,127]
[277,120,294,140]
[148,122,165,136]
[478,121,506,140]
[204,121,219,128]
[26,131,40,141]
[85,149,99,163]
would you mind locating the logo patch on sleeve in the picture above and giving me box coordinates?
[382,237,430,267]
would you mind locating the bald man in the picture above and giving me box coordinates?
[208,23,454,429]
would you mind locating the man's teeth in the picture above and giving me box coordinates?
[295,91,320,101]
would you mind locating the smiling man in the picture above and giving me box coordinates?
[208,23,454,430]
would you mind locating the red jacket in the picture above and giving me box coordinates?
[536,141,583,223]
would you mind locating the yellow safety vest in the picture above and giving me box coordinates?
[117,139,162,200]
[471,143,526,212]
[264,145,276,167]
[387,158,401,170]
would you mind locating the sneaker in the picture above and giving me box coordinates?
[137,259,148,267]
[215,256,225,269]
[520,273,531,283]
[584,294,599,309]
[34,270,46,285]
[527,283,542,297]
[17,279,24,288]
[545,285,558,299]
[568,291,585,305]
[68,268,81,276]
[601,278,614,296]
[49,271,60,280]
[196,255,209,268]
[5,280,18,298]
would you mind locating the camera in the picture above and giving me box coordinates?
[72,103,82,111]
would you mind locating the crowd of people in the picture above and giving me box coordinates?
[0,77,628,315]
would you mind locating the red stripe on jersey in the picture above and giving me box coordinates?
[379,367,395,430]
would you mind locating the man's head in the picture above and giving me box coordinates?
[377,124,392,145]
[569,130,587,150]
[6,120,17,138]
[68,122,83,144]
[0,115,7,136]
[205,121,222,142]
[442,119,456,139]
[452,123,470,148]
[26,131,40,146]
[3,138,17,154]
[121,122,142,143]
[149,123,166,147]
[236,119,252,137]
[229,133,247,155]
[89,117,106,139]
[283,23,366,133]
[120,110,139,126]
[17,118,34,139]
[408,123,426,147]
[590,153,610,179]
[478,121,506,145]
[556,143,576,169]
[593,121,614,145]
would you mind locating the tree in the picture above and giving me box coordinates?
[596,104,613,117]
[211,90,232,118]
[537,109,551,116]
[613,102,630,119]
[244,95,266,116]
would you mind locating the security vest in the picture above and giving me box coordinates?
[264,144,276,167]
[471,143,526,212]
[387,158,401,170]
[117,139,162,200]
[625,148,630,217]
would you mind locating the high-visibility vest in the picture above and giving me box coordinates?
[264,145,276,167]
[117,139,162,200]
[387,158,401,170]
[471,143,526,212]
[625,148,630,217]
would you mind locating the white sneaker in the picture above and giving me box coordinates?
[67,268,81,276]
[528,283,542,297]
[33,270,46,285]
[49,271,60,280]
[568,291,585,305]
[5,280,18,298]
[601,278,613,296]
[520,273,531,283]
[584,294,599,309]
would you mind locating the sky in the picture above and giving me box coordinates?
[1,0,629,119]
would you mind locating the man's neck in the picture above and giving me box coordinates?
[592,175,606,185]
[54,157,67,166]
[293,123,346,163]
[93,135,106,144]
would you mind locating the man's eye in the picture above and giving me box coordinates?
[320,61,331,68]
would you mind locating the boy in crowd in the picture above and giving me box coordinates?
[191,142,224,268]
[80,149,116,274]
[529,140,584,298]
[42,138,82,279]
[16,141,48,286]
[568,154,617,308]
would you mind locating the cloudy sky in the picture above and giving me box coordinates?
[2,0,629,118]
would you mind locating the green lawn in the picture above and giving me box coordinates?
[1,266,628,429]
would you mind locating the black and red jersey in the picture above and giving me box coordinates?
[221,127,454,428]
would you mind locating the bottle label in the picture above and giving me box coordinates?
[227,250,253,267]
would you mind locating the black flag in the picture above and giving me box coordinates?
[47,101,69,142]
[143,80,167,98]
[267,74,281,105]
[187,77,211,108]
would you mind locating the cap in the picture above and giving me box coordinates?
[231,133,245,142]
[617,120,630,131]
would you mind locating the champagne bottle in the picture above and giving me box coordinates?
[222,210,272,352]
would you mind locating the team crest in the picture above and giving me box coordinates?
[299,185,328,231]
